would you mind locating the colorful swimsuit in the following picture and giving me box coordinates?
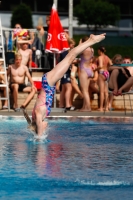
[42,74,55,116]
[99,70,109,81]
[32,73,55,120]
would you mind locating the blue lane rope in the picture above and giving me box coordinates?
[113,64,133,67]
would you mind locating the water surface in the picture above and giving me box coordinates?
[0,117,133,200]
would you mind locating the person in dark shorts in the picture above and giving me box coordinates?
[7,53,36,112]
[108,55,133,96]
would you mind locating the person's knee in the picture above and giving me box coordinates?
[31,87,36,94]
[99,90,104,95]
[129,77,133,81]
[112,69,119,75]
[82,88,89,93]
[105,92,108,96]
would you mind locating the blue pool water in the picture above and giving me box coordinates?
[0,117,133,200]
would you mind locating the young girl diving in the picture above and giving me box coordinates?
[23,33,106,136]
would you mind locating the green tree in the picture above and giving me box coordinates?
[11,3,33,28]
[74,0,120,32]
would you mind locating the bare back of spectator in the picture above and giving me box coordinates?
[97,46,112,111]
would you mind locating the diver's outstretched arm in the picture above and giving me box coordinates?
[22,109,32,125]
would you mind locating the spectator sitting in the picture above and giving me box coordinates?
[108,54,123,110]
[123,56,133,76]
[108,54,133,109]
[0,61,8,109]
[7,53,36,112]
[108,54,133,96]
[108,68,133,97]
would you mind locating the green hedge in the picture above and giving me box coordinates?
[73,35,133,59]
[93,45,133,59]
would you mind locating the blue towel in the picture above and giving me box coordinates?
[8,31,13,51]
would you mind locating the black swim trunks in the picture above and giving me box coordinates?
[117,68,131,89]
[10,83,27,92]
[109,68,131,92]
[0,82,3,92]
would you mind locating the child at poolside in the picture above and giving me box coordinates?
[23,33,106,136]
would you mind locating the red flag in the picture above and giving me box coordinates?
[45,4,70,53]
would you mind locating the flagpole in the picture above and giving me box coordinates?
[46,3,70,112]
[69,0,73,38]
[53,0,58,9]
[53,53,56,108]
[53,2,57,108]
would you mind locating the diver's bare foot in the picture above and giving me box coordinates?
[90,33,106,44]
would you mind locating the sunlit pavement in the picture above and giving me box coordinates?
[0,109,133,118]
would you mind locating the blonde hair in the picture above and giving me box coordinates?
[15,52,22,59]
[68,38,75,46]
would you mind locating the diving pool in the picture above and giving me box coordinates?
[0,116,133,200]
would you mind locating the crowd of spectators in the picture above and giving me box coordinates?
[0,16,133,112]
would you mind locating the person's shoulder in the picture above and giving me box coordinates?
[26,49,32,53]
[28,48,32,52]
[20,64,28,70]
[8,64,13,69]
[98,55,102,59]
[106,55,110,59]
